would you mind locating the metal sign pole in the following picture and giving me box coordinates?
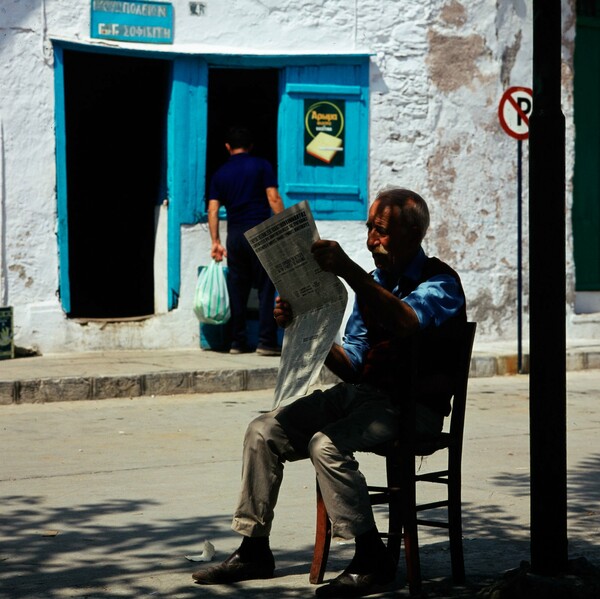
[517,139,523,373]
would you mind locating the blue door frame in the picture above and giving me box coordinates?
[53,42,369,313]
[53,45,71,312]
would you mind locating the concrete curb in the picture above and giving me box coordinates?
[1,347,600,405]
[0,368,277,405]
[471,346,600,378]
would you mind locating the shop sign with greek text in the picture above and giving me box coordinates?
[91,1,174,44]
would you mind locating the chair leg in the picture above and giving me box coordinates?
[404,524,422,596]
[448,471,465,584]
[400,455,422,596]
[310,481,331,584]
[385,455,402,565]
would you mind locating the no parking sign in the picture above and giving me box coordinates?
[498,86,533,140]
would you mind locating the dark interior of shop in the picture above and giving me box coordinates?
[205,67,279,204]
[63,50,169,319]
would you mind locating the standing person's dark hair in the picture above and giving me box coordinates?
[207,126,285,355]
[225,126,254,151]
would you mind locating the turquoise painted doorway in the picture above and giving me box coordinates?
[62,50,170,318]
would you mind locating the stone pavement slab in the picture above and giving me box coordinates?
[1,372,599,598]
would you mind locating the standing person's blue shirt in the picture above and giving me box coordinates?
[209,153,278,229]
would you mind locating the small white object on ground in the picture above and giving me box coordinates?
[185,540,216,562]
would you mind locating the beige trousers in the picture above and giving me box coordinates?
[231,382,443,541]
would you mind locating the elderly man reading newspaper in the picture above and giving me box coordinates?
[192,188,467,598]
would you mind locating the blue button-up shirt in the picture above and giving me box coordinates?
[342,248,465,372]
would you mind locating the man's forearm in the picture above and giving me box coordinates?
[207,202,220,243]
[266,187,284,214]
[324,343,360,383]
[341,261,419,338]
[311,240,420,338]
[207,200,226,260]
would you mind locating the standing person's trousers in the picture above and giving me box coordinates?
[231,382,443,540]
[226,226,278,349]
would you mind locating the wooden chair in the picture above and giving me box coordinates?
[309,322,477,595]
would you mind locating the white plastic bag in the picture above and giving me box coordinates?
[193,260,231,325]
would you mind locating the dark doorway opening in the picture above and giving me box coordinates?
[205,68,280,203]
[63,50,170,319]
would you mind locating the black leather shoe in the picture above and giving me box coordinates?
[192,550,275,585]
[315,565,396,598]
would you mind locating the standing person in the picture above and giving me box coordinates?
[192,188,467,597]
[208,126,285,355]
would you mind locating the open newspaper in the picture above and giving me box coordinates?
[244,201,348,408]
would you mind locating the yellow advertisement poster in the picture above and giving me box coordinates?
[304,100,345,166]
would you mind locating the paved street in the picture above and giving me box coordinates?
[1,372,599,598]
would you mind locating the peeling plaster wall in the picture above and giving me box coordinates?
[0,0,582,353]
[562,0,577,327]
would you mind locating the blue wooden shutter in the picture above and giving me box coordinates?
[278,60,369,220]
[167,56,208,308]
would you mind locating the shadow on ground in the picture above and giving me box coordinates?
[1,455,599,598]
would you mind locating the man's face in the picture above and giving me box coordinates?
[366,199,417,274]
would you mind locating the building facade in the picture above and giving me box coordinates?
[0,0,596,354]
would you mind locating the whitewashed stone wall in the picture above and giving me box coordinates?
[0,0,586,353]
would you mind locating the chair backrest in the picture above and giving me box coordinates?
[411,321,476,456]
[448,321,477,449]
